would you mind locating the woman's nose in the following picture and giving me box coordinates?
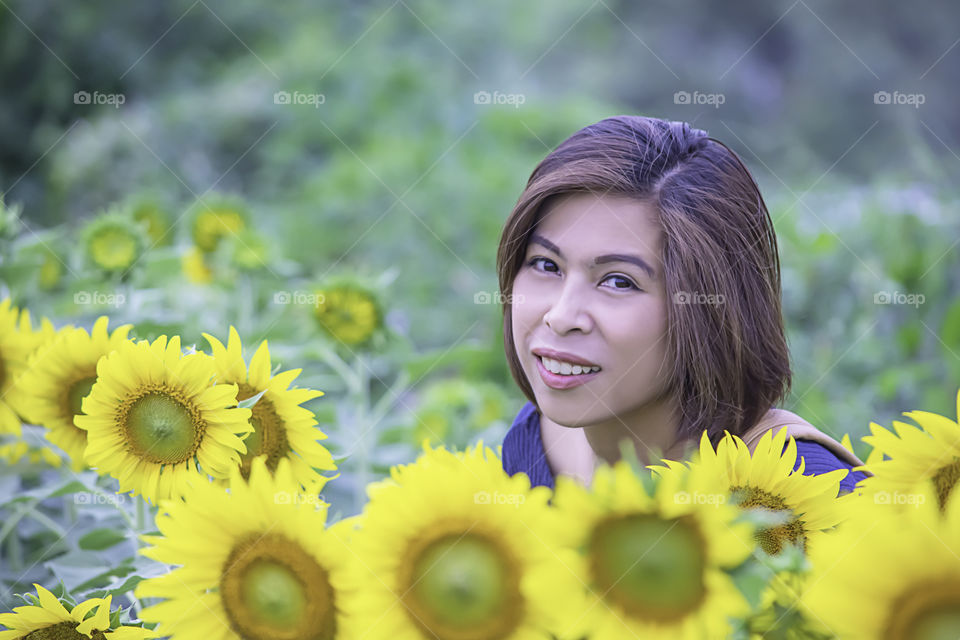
[543,279,592,334]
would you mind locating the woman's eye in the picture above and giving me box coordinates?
[601,275,639,291]
[527,257,639,291]
[527,257,558,273]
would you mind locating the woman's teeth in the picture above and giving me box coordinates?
[540,356,600,376]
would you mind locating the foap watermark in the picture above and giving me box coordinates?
[873,490,925,508]
[874,90,925,108]
[474,490,525,507]
[473,90,525,108]
[74,492,125,506]
[273,290,325,307]
[274,91,325,108]
[474,290,523,305]
[674,491,726,506]
[273,491,325,506]
[674,90,725,108]
[874,290,924,308]
[74,90,126,108]
[673,291,725,306]
[74,290,126,308]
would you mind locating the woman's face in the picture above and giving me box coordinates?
[510,191,673,427]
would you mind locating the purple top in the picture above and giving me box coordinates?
[501,401,868,495]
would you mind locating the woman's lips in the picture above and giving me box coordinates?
[535,355,601,390]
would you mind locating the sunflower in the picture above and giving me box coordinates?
[743,570,833,640]
[130,200,171,246]
[38,247,64,290]
[0,584,153,639]
[551,457,754,640]
[650,429,853,556]
[346,441,576,640]
[83,212,146,273]
[16,316,133,471]
[74,335,253,503]
[181,246,213,284]
[16,307,61,357]
[411,379,508,446]
[0,299,38,435]
[0,440,62,468]
[135,455,348,639]
[801,480,960,639]
[313,282,382,348]
[189,196,247,253]
[202,326,336,491]
[858,388,960,512]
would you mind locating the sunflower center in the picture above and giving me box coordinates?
[22,622,107,640]
[91,229,137,270]
[588,513,706,621]
[402,530,522,640]
[237,383,288,478]
[122,390,202,464]
[730,485,805,554]
[65,375,98,419]
[220,532,335,640]
[932,458,960,511]
[884,579,960,639]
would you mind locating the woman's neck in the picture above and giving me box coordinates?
[582,392,688,467]
[539,393,693,486]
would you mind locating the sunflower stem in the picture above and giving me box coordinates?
[237,272,253,337]
[353,353,371,513]
[313,342,359,390]
[135,497,146,535]
[5,522,22,573]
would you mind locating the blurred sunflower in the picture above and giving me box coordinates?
[553,458,754,640]
[346,441,575,640]
[74,335,253,503]
[130,200,171,246]
[181,246,213,284]
[0,299,36,435]
[744,569,833,640]
[0,584,153,639]
[802,481,960,638]
[650,429,852,556]
[313,282,382,348]
[135,456,348,639]
[189,196,247,253]
[17,307,60,356]
[37,247,64,290]
[0,440,62,468]
[83,212,146,273]
[858,388,960,511]
[202,326,337,491]
[16,316,133,471]
[411,378,508,445]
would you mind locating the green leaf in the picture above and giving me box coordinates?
[48,481,90,498]
[238,388,267,409]
[942,300,960,352]
[78,528,129,551]
[85,574,146,602]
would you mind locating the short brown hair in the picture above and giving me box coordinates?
[496,115,791,444]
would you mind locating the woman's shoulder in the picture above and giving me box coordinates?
[789,439,869,494]
[501,402,541,473]
[744,407,866,468]
[501,402,555,489]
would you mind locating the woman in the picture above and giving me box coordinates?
[497,115,868,494]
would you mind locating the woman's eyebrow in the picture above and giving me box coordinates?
[529,233,656,279]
